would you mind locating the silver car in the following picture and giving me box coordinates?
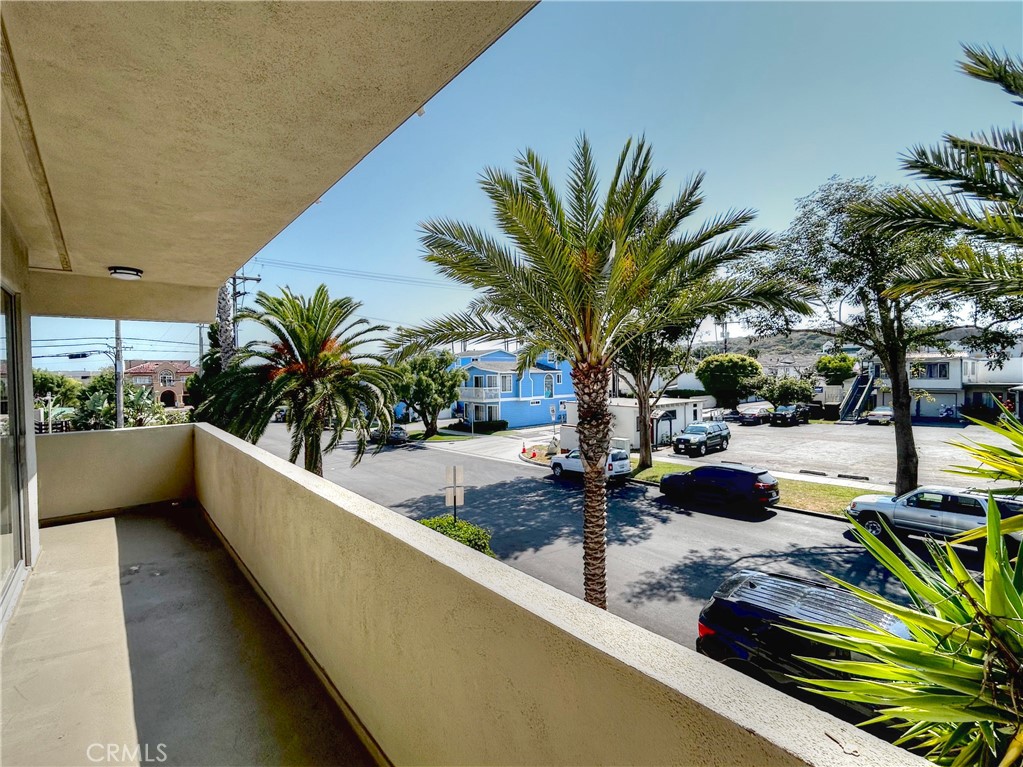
[847,485,1023,550]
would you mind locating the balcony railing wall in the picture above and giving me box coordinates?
[37,424,194,522]
[33,423,921,766]
[459,386,501,401]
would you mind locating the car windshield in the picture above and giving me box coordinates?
[610,450,629,462]
[777,406,794,412]
[684,425,708,434]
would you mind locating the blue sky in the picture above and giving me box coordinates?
[33,1,1023,371]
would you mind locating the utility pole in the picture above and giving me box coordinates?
[230,273,261,348]
[114,319,124,429]
[197,323,206,362]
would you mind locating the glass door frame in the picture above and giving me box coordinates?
[0,286,27,628]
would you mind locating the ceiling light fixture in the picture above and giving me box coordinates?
[108,266,143,280]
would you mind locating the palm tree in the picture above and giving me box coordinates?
[198,285,396,475]
[856,46,1023,298]
[390,135,810,608]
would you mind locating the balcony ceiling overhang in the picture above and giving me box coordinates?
[0,1,533,322]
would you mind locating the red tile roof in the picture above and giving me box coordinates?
[124,360,197,375]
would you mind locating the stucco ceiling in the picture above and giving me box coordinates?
[0,1,533,321]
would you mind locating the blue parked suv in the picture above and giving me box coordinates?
[696,569,908,735]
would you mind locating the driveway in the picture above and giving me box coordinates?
[256,424,934,649]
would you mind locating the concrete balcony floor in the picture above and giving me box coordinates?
[1,504,373,767]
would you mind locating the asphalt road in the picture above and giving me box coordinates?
[256,424,942,649]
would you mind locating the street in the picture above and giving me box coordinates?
[256,424,936,649]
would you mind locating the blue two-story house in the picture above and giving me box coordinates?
[453,348,576,428]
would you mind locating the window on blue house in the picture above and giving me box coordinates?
[544,374,554,398]
[500,374,513,393]
[556,373,562,385]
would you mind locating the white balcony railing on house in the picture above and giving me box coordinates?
[459,386,501,401]
[30,424,922,766]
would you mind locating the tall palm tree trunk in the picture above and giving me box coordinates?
[304,429,324,477]
[573,364,613,609]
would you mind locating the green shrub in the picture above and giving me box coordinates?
[663,388,707,399]
[419,514,496,557]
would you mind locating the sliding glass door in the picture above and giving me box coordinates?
[0,288,23,597]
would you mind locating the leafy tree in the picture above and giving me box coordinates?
[78,369,116,405]
[32,369,82,407]
[815,353,856,385]
[389,136,811,608]
[197,286,397,475]
[747,374,815,406]
[753,177,1021,494]
[395,351,467,438]
[693,353,763,410]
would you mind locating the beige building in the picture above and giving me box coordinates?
[0,4,918,766]
[125,360,197,408]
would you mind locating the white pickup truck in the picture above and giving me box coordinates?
[550,449,632,482]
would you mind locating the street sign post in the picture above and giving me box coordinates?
[444,465,465,522]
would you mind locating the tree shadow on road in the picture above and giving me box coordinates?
[623,526,981,610]
[392,476,676,559]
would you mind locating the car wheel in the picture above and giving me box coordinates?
[720,438,729,451]
[552,464,563,478]
[673,446,682,455]
[697,443,707,456]
[859,513,893,543]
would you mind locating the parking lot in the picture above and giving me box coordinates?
[658,420,1013,488]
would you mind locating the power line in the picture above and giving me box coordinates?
[254,257,471,291]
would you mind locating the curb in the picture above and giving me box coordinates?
[627,478,845,523]
[518,452,551,468]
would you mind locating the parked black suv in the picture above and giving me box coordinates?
[697,570,908,733]
[770,403,810,426]
[673,422,730,456]
[659,464,780,509]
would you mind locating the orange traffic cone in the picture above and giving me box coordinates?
[521,442,526,454]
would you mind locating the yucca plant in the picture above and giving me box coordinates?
[789,409,1023,764]
[946,404,1023,497]
[790,506,1023,766]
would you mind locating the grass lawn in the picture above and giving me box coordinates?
[409,432,474,442]
[630,457,861,516]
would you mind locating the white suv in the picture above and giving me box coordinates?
[551,449,632,482]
